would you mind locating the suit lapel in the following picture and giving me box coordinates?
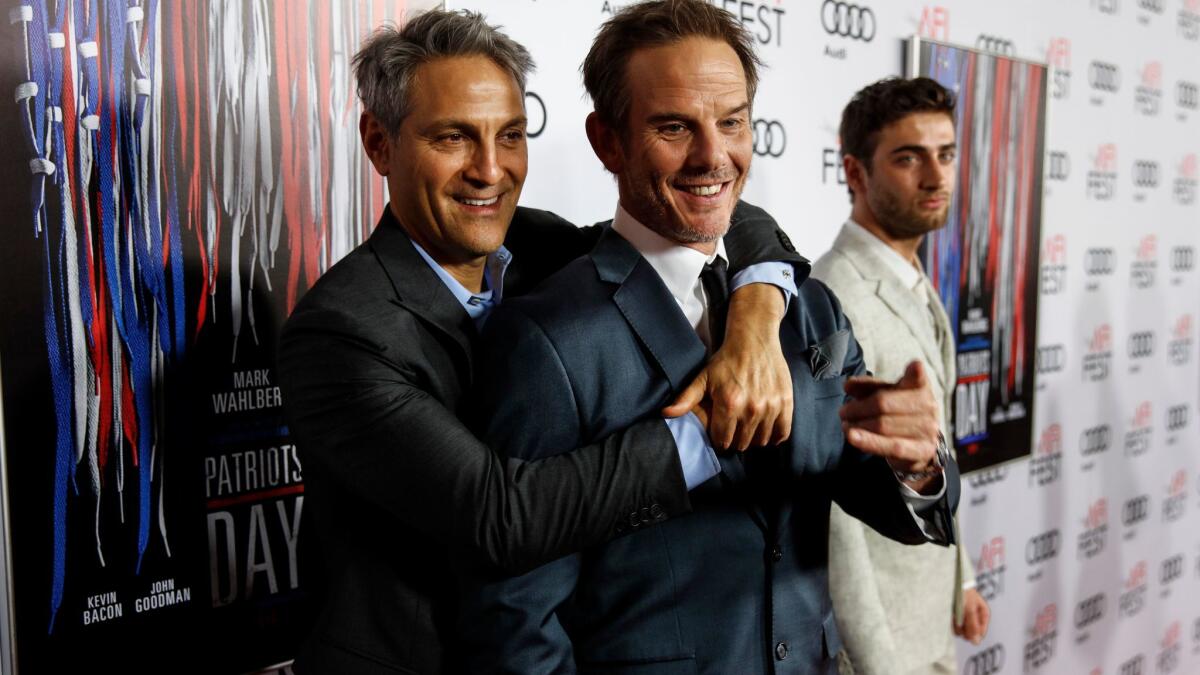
[368,211,477,377]
[834,227,949,395]
[591,227,769,532]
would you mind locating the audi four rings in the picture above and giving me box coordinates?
[821,0,875,41]
[524,91,546,139]
[1089,61,1121,92]
[752,119,786,157]
[975,35,1015,55]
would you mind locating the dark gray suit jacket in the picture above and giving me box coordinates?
[277,204,801,674]
[460,227,959,675]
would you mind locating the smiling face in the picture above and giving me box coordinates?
[589,37,752,250]
[362,55,528,267]
[851,111,957,240]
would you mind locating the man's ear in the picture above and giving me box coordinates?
[360,111,391,176]
[843,153,868,203]
[585,111,623,174]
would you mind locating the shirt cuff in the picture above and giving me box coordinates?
[665,412,722,490]
[897,472,949,541]
[730,262,797,311]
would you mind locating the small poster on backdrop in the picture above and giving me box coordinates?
[909,38,1047,473]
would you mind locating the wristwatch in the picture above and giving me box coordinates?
[893,432,949,483]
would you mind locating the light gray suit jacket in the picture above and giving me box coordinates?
[812,223,976,675]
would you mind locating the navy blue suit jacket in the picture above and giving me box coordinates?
[459,228,959,674]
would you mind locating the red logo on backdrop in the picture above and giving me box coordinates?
[1047,38,1071,68]
[1033,603,1057,637]
[1127,561,1147,590]
[1138,235,1158,260]
[1182,154,1198,179]
[1170,470,1186,495]
[1085,499,1108,529]
[1044,235,1067,264]
[1039,424,1062,454]
[1090,325,1113,353]
[1133,402,1153,428]
[1024,603,1059,670]
[1175,315,1192,339]
[1095,144,1118,171]
[1159,621,1182,673]
[918,5,949,40]
[1142,62,1163,88]
[975,536,1006,600]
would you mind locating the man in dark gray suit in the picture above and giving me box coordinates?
[278,9,805,674]
[459,2,959,673]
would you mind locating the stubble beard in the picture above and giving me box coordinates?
[867,182,951,239]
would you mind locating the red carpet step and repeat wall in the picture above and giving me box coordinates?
[448,2,1200,674]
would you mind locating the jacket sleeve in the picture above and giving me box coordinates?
[277,304,691,576]
[827,504,901,675]
[457,304,590,673]
[724,199,807,275]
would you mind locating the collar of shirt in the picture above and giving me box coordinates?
[409,238,512,326]
[843,218,924,291]
[611,204,727,312]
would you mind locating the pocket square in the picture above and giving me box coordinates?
[806,329,850,380]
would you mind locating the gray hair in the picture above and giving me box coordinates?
[352,9,535,135]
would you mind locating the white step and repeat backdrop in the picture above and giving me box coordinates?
[448,1,1200,674]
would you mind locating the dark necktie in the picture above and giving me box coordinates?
[700,257,729,352]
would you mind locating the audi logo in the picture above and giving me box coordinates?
[1074,593,1107,630]
[524,91,547,139]
[1160,554,1184,584]
[964,644,1005,675]
[968,466,1008,488]
[1127,331,1155,359]
[1119,654,1144,675]
[820,0,875,41]
[1178,81,1200,110]
[752,119,786,158]
[1080,424,1112,455]
[1047,151,1070,181]
[1026,529,1061,564]
[975,34,1015,55]
[1089,61,1122,92]
[1167,404,1189,431]
[1036,344,1066,374]
[1133,160,1160,188]
[1122,495,1150,525]
[1084,247,1116,275]
[1138,0,1164,12]
[1171,246,1196,271]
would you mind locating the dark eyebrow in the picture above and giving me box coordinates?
[889,143,958,155]
[644,102,750,126]
[418,115,528,136]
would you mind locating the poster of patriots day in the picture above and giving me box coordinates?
[911,39,1046,473]
[0,1,416,671]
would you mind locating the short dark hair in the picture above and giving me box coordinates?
[839,77,956,196]
[582,0,763,129]
[353,10,534,136]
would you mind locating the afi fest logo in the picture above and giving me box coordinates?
[1079,422,1112,472]
[719,0,785,47]
[1087,143,1118,200]
[1124,401,1153,457]
[752,119,786,158]
[1174,153,1198,204]
[1088,60,1121,106]
[1132,160,1160,203]
[1074,592,1107,641]
[1135,61,1163,116]
[821,147,846,186]
[1180,0,1200,41]
[1163,470,1188,521]
[1131,234,1157,289]
[1046,38,1071,99]
[1121,493,1150,540]
[975,34,1014,55]
[965,643,1004,675]
[1025,528,1060,581]
[1168,314,1192,364]
[1126,329,1156,372]
[1041,234,1068,295]
[1029,423,1062,486]
[1077,498,1108,560]
[974,537,1006,601]
[1119,653,1146,675]
[1084,246,1116,291]
[1083,323,1113,382]
[1119,560,1148,619]
[1159,621,1182,673]
[918,5,949,40]
[1024,603,1059,671]
[1137,0,1166,20]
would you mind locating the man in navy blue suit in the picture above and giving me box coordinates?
[458,2,959,673]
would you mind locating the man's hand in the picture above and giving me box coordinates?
[662,284,792,451]
[838,360,941,477]
[954,588,991,644]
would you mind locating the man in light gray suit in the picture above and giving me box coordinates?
[812,78,990,675]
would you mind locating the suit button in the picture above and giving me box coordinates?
[628,512,641,528]
[639,507,653,524]
[770,545,783,562]
[775,642,789,661]
[649,503,664,519]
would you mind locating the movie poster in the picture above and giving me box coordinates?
[0,2,425,671]
[910,40,1047,473]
